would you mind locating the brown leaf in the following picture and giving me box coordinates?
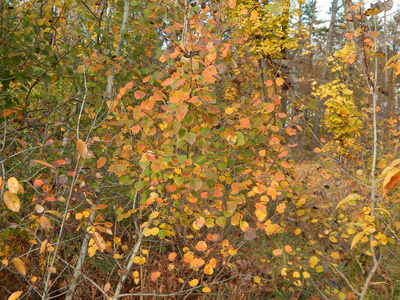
[0,177,3,189]
[7,177,19,194]
[13,258,27,276]
[244,228,257,240]
[32,159,55,169]
[3,191,20,212]
[76,139,88,158]
[39,216,53,230]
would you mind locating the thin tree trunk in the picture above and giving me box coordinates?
[106,0,130,99]
[311,0,338,150]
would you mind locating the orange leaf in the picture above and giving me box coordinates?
[275,77,284,86]
[53,159,66,165]
[284,245,293,253]
[269,137,280,145]
[240,117,250,128]
[13,258,26,276]
[274,171,285,181]
[176,104,188,121]
[203,65,217,78]
[264,80,273,86]
[151,271,161,281]
[168,252,177,262]
[76,139,88,158]
[195,217,206,229]
[345,32,354,40]
[134,90,146,99]
[8,291,23,300]
[97,157,107,168]
[131,125,140,134]
[229,0,236,8]
[204,263,214,275]
[250,10,258,20]
[265,103,275,113]
[93,231,106,252]
[272,249,282,256]
[276,203,286,213]
[195,241,208,252]
[170,90,184,104]
[384,173,400,192]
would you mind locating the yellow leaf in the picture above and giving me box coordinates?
[303,271,310,278]
[13,258,27,276]
[293,280,302,286]
[88,244,98,257]
[351,231,365,249]
[331,252,340,259]
[275,77,284,86]
[315,265,324,273]
[265,223,275,235]
[3,191,20,212]
[149,211,159,219]
[293,271,300,278]
[7,291,23,300]
[281,267,287,276]
[336,193,361,209]
[189,279,199,287]
[254,276,261,283]
[76,139,88,158]
[7,177,19,194]
[202,285,211,293]
[309,256,319,268]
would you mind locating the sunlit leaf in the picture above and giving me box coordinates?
[76,139,88,158]
[7,177,19,194]
[3,191,20,212]
[188,279,199,287]
[13,258,27,276]
[7,291,23,300]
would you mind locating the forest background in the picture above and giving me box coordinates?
[2,0,400,299]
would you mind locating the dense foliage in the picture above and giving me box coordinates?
[1,0,400,299]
